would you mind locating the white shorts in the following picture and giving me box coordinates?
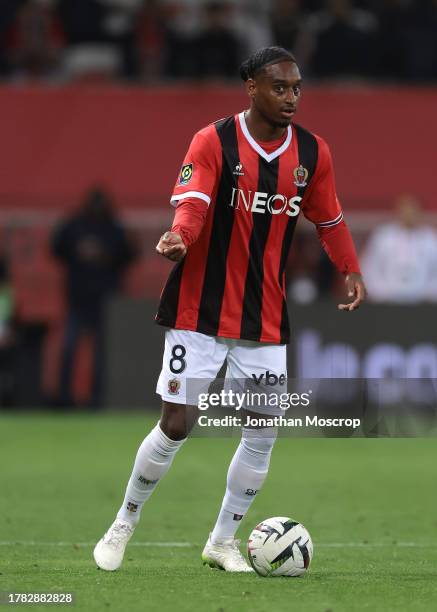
[156,329,287,415]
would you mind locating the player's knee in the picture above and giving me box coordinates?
[160,418,187,441]
[160,406,189,441]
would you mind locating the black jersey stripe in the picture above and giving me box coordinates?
[240,156,280,341]
[155,258,186,328]
[279,124,319,343]
[196,117,239,336]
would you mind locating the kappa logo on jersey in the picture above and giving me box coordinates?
[179,163,193,185]
[233,162,244,176]
[230,188,302,217]
[168,378,181,395]
[293,164,309,187]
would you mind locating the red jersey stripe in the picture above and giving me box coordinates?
[174,129,223,330]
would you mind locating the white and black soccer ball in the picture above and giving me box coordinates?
[247,517,313,577]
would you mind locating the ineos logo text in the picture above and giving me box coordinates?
[230,188,302,217]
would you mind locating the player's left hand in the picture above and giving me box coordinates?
[338,272,366,312]
[156,231,187,262]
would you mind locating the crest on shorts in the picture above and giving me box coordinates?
[179,163,193,185]
[168,378,181,395]
[293,164,308,187]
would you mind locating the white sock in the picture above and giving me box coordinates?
[210,427,277,543]
[117,422,186,525]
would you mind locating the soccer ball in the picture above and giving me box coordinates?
[247,516,313,577]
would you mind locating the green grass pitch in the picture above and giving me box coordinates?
[1,413,437,611]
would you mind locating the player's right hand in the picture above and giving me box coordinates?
[156,231,187,262]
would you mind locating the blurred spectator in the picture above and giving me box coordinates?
[286,229,337,304]
[0,0,436,83]
[270,0,305,53]
[160,0,270,79]
[305,0,378,78]
[373,0,409,80]
[52,187,137,408]
[58,0,142,80]
[315,250,337,298]
[136,0,164,80]
[0,256,16,406]
[0,0,26,76]
[231,1,273,59]
[7,0,63,80]
[192,2,240,79]
[160,2,197,78]
[361,194,437,303]
[402,0,437,81]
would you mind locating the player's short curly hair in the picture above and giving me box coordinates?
[239,47,296,82]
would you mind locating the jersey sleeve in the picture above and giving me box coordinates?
[170,129,219,207]
[302,136,343,228]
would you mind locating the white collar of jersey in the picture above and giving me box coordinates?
[238,112,292,163]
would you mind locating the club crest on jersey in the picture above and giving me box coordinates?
[233,162,244,176]
[168,378,181,395]
[293,164,308,187]
[179,163,193,185]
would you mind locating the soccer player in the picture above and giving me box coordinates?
[94,46,366,572]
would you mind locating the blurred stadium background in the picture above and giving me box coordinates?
[1,4,437,611]
[0,0,436,410]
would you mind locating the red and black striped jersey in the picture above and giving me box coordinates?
[156,112,343,344]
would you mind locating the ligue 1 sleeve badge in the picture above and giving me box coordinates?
[179,163,193,185]
[293,164,308,187]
